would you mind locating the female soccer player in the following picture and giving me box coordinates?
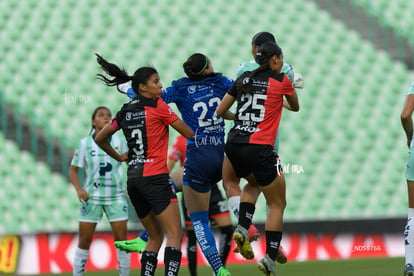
[69,106,130,276]
[168,135,233,276]
[118,53,233,276]
[222,31,303,263]
[400,81,414,276]
[216,41,299,276]
[94,54,194,276]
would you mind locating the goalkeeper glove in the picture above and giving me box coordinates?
[117,83,137,99]
[293,73,304,89]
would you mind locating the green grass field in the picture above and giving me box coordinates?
[39,257,404,276]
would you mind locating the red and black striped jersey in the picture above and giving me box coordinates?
[111,94,179,177]
[227,69,294,146]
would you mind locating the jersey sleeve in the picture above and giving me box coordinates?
[227,82,238,98]
[157,99,179,125]
[236,60,258,78]
[161,85,179,104]
[219,75,235,90]
[235,63,245,78]
[282,62,295,82]
[110,116,121,130]
[281,75,295,95]
[408,82,414,95]
[228,72,250,98]
[71,138,86,168]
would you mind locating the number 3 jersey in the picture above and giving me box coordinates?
[111,94,179,177]
[71,134,128,204]
[227,69,294,146]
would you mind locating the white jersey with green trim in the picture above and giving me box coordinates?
[71,134,128,204]
[236,60,295,81]
[408,82,414,94]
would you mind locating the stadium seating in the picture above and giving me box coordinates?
[0,133,77,234]
[351,0,414,46]
[0,0,413,234]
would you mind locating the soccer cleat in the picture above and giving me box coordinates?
[233,224,260,253]
[114,237,147,253]
[247,224,260,242]
[405,263,414,276]
[257,254,277,276]
[216,267,231,276]
[233,226,254,260]
[275,244,288,264]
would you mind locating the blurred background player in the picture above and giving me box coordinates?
[69,106,130,276]
[217,41,299,275]
[167,135,187,172]
[222,31,303,264]
[94,54,194,276]
[118,53,233,276]
[400,81,414,276]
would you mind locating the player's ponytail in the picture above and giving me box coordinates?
[95,53,131,87]
[96,53,157,96]
[254,41,282,66]
[237,42,282,95]
[183,53,210,80]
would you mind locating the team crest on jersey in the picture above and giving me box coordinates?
[242,77,250,85]
[188,85,197,94]
[126,111,146,121]
[126,112,132,121]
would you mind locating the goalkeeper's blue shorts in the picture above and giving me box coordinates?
[183,144,224,193]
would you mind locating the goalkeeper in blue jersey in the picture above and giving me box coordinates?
[222,32,304,264]
[69,106,130,276]
[117,53,233,276]
[401,81,414,276]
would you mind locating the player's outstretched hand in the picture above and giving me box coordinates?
[293,73,304,89]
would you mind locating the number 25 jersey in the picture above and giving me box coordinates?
[227,69,294,146]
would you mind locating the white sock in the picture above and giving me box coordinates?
[228,196,240,218]
[73,248,89,276]
[117,248,130,276]
[405,208,414,265]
